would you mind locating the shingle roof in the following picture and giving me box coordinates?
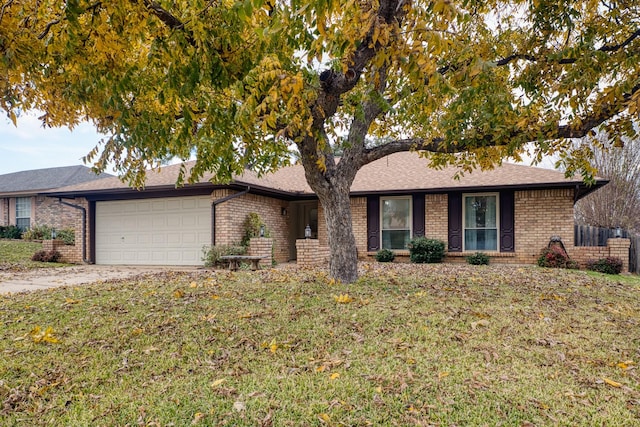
[46,152,604,198]
[0,165,113,195]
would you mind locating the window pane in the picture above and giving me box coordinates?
[465,195,496,228]
[464,194,498,251]
[382,198,410,229]
[15,197,31,231]
[381,197,411,250]
[16,197,31,218]
[16,218,30,230]
[465,229,497,251]
[382,230,410,250]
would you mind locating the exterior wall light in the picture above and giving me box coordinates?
[305,224,312,239]
[259,224,265,237]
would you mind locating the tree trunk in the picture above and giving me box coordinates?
[316,183,359,283]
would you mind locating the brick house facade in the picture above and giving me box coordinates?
[0,166,111,232]
[43,152,611,269]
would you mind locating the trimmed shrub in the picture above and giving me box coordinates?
[21,224,53,241]
[56,228,76,245]
[375,249,395,263]
[537,245,579,269]
[466,252,490,265]
[31,250,61,263]
[202,244,247,267]
[408,237,445,264]
[0,225,22,239]
[587,257,623,275]
[241,212,270,247]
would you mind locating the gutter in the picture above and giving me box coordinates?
[58,198,90,264]
[211,187,251,245]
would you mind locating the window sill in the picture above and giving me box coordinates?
[367,251,516,258]
[447,251,515,258]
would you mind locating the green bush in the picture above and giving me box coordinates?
[241,212,270,247]
[375,248,395,263]
[0,225,22,239]
[202,244,247,267]
[587,257,623,275]
[56,228,76,245]
[31,250,61,263]
[408,237,445,263]
[537,245,579,269]
[466,252,490,265]
[21,224,53,241]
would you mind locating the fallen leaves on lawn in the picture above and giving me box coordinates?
[29,326,59,344]
[602,378,623,388]
[334,293,354,304]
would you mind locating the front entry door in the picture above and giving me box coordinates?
[288,201,318,260]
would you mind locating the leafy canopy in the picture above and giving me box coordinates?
[1,0,638,186]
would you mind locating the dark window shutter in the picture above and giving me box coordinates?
[367,195,380,251]
[500,190,515,252]
[448,192,462,252]
[412,193,425,238]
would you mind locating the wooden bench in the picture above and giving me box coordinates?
[219,255,267,271]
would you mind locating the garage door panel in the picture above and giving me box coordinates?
[96,196,211,265]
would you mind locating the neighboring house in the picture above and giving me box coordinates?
[0,166,112,231]
[44,152,607,266]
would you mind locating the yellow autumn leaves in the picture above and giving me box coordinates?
[14,325,61,344]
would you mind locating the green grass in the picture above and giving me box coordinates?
[1,264,639,426]
[0,240,68,270]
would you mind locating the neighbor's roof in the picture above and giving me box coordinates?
[45,152,605,198]
[0,165,113,195]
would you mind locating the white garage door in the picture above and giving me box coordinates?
[95,196,211,265]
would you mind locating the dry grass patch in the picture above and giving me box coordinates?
[1,264,639,426]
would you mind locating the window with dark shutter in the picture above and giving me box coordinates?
[367,196,380,251]
[448,192,462,252]
[412,193,425,238]
[499,190,515,252]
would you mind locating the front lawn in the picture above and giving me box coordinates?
[0,240,67,271]
[1,264,639,425]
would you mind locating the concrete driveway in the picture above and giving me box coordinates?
[0,265,201,294]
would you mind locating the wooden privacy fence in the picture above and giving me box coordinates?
[574,224,639,273]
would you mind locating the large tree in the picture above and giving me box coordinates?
[1,0,638,282]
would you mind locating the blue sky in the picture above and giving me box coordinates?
[0,113,104,175]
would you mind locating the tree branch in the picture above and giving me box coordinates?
[362,82,640,164]
[37,2,102,40]
[437,28,640,74]
[142,0,196,45]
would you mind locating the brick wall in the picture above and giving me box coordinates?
[36,197,88,264]
[74,198,89,263]
[514,188,575,264]
[351,197,367,258]
[296,239,330,267]
[571,238,631,273]
[42,239,83,263]
[425,194,449,248]
[248,237,274,268]
[213,190,290,263]
[35,196,82,230]
[0,198,8,226]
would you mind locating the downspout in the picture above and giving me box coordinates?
[58,198,89,264]
[211,187,251,245]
